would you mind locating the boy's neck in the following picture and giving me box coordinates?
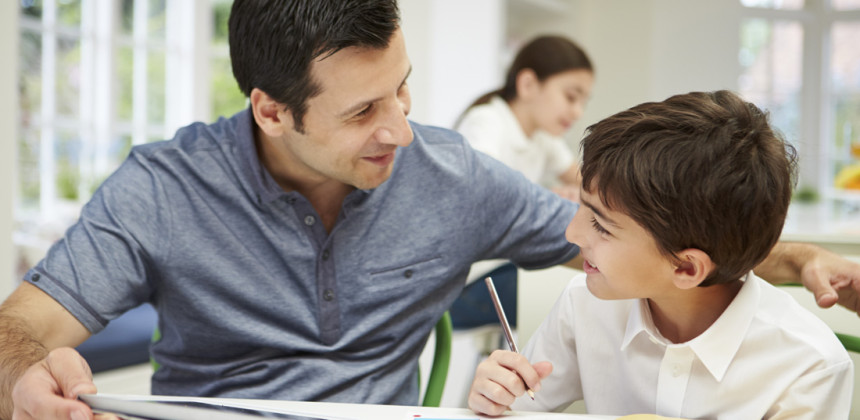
[647,279,743,344]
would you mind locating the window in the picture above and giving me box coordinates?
[738,0,860,199]
[16,0,244,274]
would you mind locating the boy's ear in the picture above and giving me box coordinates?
[672,249,715,290]
[250,87,294,137]
[515,69,540,99]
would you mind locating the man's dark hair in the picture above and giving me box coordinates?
[580,90,798,286]
[229,0,400,133]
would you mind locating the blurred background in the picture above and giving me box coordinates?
[2,0,860,299]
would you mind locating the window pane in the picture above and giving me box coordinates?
[832,0,860,10]
[56,35,81,117]
[739,19,803,143]
[212,0,231,44]
[831,21,860,189]
[117,46,133,120]
[120,0,134,35]
[20,30,42,125]
[147,50,165,124]
[20,0,42,19]
[57,0,81,28]
[18,129,41,208]
[210,55,245,119]
[55,129,80,201]
[739,0,804,10]
[148,0,166,39]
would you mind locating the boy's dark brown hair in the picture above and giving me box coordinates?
[580,90,798,286]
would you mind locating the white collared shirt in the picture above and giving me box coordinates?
[457,96,575,187]
[511,273,854,419]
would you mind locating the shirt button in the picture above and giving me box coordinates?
[31,273,40,282]
[322,249,330,260]
[404,269,413,278]
[304,215,316,226]
[323,289,335,301]
[672,364,682,377]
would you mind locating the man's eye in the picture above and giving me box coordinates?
[356,104,373,117]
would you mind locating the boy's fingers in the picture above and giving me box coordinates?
[488,350,547,393]
[534,361,553,380]
[468,392,509,416]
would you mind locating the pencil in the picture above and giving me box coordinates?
[484,276,535,400]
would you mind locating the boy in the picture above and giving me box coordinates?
[468,90,854,418]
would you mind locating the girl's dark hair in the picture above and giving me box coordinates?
[580,90,798,286]
[229,0,400,133]
[457,35,593,127]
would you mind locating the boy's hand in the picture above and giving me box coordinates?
[468,350,552,416]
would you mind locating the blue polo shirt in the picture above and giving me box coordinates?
[25,109,579,405]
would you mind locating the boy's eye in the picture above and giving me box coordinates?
[590,217,610,235]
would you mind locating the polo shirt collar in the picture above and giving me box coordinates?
[233,108,288,206]
[620,272,759,382]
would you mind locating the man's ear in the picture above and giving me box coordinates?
[672,249,715,290]
[249,87,294,137]
[515,68,540,100]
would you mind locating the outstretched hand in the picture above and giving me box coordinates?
[468,350,552,416]
[799,247,860,316]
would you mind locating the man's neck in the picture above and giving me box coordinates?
[255,128,354,233]
[647,280,743,344]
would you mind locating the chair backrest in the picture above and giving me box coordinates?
[152,312,454,407]
[835,332,860,353]
[422,311,453,407]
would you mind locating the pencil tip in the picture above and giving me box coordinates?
[527,389,535,400]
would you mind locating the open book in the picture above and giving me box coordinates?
[80,394,352,420]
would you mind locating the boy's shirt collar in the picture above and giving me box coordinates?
[620,272,760,382]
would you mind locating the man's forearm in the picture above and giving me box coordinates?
[755,241,817,285]
[0,313,49,420]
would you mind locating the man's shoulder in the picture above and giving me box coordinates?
[133,109,249,158]
[409,120,466,145]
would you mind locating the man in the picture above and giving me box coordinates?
[1,1,858,420]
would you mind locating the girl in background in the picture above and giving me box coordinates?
[457,35,594,201]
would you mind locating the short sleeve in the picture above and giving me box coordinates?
[25,149,171,333]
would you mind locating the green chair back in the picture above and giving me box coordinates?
[422,311,453,407]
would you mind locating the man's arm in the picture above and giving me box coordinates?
[755,242,860,315]
[0,282,95,419]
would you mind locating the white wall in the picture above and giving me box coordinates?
[1,1,19,300]
[400,0,504,129]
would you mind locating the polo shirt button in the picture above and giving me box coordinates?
[322,249,330,260]
[323,289,335,301]
[304,215,316,226]
[404,269,413,278]
[672,364,681,377]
